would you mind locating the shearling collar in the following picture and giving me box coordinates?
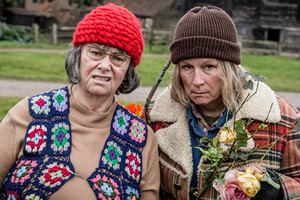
[150,82,281,176]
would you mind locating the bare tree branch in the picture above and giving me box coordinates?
[144,57,172,125]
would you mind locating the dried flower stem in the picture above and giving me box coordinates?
[144,58,172,125]
[249,103,273,139]
[233,81,260,131]
[248,128,294,160]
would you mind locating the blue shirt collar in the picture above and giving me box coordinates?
[187,106,233,137]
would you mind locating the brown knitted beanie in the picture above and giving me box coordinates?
[170,6,241,64]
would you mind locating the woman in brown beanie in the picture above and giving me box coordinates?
[147,6,300,200]
[0,3,159,199]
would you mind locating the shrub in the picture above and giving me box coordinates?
[0,23,32,42]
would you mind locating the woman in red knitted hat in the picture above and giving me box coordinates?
[0,3,159,199]
[145,5,300,200]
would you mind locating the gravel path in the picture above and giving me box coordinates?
[0,79,164,102]
[0,79,299,108]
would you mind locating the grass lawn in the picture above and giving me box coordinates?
[242,54,300,92]
[0,50,299,91]
[0,97,22,121]
[0,41,69,50]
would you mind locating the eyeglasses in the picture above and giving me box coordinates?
[85,45,130,68]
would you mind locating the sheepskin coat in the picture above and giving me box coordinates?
[149,82,300,200]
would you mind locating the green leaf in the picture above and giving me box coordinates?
[217,148,223,154]
[236,140,247,147]
[238,152,247,161]
[201,136,209,142]
[219,178,225,185]
[254,74,266,82]
[238,72,252,77]
[259,123,268,130]
[210,148,217,154]
[235,119,244,134]
[237,134,248,141]
[230,152,238,159]
[218,172,225,178]
[213,138,218,147]
[243,79,254,90]
[260,171,280,189]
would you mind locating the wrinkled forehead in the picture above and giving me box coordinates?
[85,43,127,55]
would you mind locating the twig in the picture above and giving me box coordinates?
[247,128,294,159]
[249,103,273,139]
[144,57,172,125]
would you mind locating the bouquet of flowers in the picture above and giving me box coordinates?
[212,165,280,200]
[190,72,293,200]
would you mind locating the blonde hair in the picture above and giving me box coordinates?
[170,60,247,110]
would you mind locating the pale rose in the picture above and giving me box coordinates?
[252,165,264,174]
[213,170,250,200]
[213,180,224,199]
[242,165,265,181]
[217,128,236,144]
[237,173,261,197]
[224,178,250,200]
[224,169,238,180]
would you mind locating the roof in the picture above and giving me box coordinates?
[103,0,175,17]
[4,7,42,16]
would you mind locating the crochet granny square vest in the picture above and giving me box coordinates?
[2,87,148,200]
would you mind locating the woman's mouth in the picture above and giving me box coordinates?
[93,76,111,82]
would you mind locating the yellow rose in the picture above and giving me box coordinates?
[238,166,265,181]
[217,128,236,144]
[237,173,261,197]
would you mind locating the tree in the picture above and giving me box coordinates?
[0,0,18,8]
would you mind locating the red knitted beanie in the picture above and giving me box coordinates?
[170,6,241,64]
[73,3,144,67]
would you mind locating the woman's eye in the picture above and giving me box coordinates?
[91,51,99,56]
[112,55,126,62]
[88,47,105,57]
[92,50,104,56]
[182,65,192,69]
[204,65,215,69]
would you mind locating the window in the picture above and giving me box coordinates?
[267,29,280,42]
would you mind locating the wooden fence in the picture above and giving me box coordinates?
[6,23,297,59]
[241,39,300,59]
[52,25,174,51]
[53,24,300,59]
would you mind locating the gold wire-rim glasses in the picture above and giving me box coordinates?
[85,45,130,68]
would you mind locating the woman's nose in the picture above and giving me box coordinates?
[97,55,112,71]
[192,71,205,86]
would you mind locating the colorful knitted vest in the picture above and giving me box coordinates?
[2,87,148,200]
